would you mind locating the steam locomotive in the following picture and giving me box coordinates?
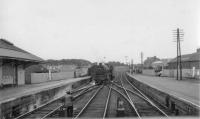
[88,63,114,85]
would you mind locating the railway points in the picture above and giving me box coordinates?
[112,73,170,117]
[65,70,173,118]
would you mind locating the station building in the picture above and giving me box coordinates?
[141,49,200,79]
[0,39,43,87]
[168,48,200,69]
[167,48,200,79]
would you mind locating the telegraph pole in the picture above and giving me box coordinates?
[173,28,184,80]
[141,52,143,69]
[131,59,134,74]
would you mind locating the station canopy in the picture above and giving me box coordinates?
[0,39,43,63]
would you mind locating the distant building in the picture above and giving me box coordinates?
[143,56,160,69]
[168,48,200,69]
[0,39,43,87]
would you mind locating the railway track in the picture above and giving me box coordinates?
[15,83,95,119]
[73,84,141,118]
[73,85,111,118]
[112,72,169,117]
[15,96,63,119]
[16,72,170,118]
[70,72,170,118]
[123,73,171,116]
[110,86,140,117]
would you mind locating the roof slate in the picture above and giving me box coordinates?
[169,52,200,63]
[0,39,43,62]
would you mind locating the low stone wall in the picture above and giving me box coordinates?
[127,74,200,116]
[31,72,74,84]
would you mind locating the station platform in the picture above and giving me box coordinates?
[127,74,200,108]
[0,76,90,104]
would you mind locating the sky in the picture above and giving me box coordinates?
[0,0,199,63]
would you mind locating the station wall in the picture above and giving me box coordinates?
[0,61,25,86]
[1,62,15,85]
[142,69,200,79]
[31,71,74,84]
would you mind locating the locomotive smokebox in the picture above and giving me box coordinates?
[88,63,114,85]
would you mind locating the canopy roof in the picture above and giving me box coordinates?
[0,39,43,62]
[169,52,200,63]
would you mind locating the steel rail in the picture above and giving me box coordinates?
[73,85,98,100]
[112,82,144,99]
[16,84,94,119]
[73,85,103,119]
[119,73,141,118]
[71,84,95,93]
[15,95,64,119]
[103,86,111,119]
[113,81,154,101]
[115,79,168,117]
[110,87,141,116]
[124,74,169,117]
[41,104,63,119]
[123,74,149,101]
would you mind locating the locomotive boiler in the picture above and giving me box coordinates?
[88,63,114,85]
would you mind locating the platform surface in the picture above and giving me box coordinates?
[127,73,200,107]
[0,76,90,104]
